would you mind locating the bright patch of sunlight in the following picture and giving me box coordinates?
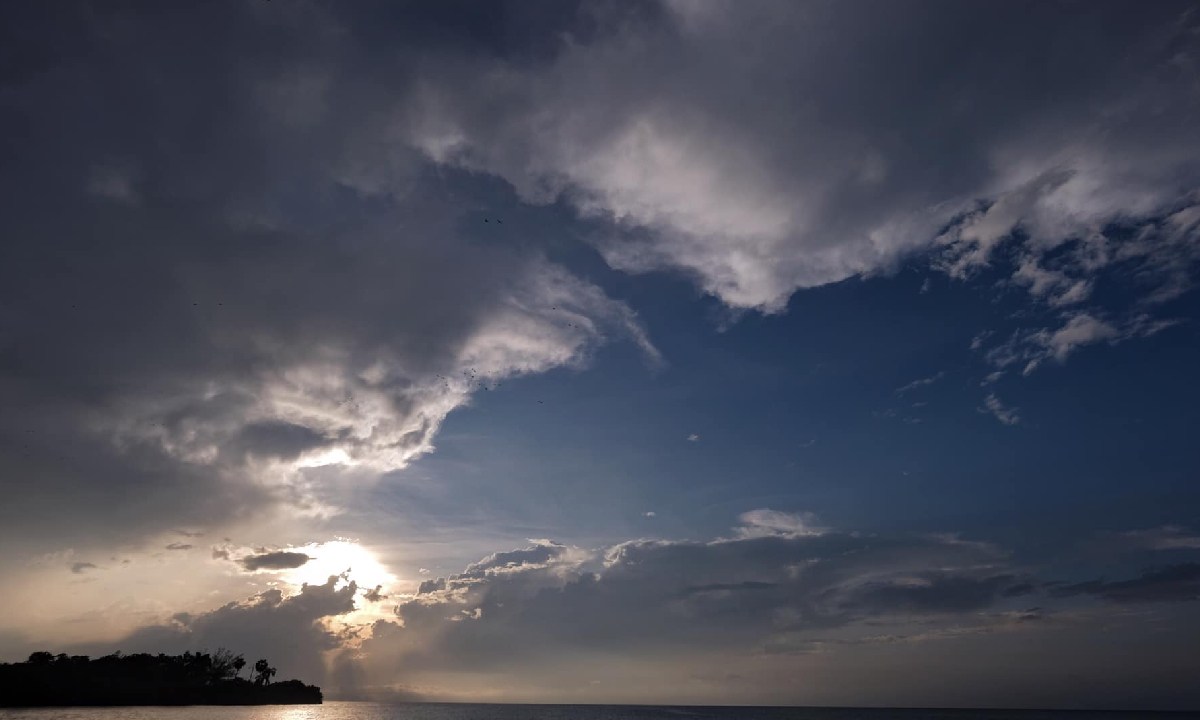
[295,447,354,468]
[283,540,396,593]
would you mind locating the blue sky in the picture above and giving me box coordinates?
[400,221,1200,554]
[2,0,1200,709]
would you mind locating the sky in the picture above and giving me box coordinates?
[1,0,1200,710]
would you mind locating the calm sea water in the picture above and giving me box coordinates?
[1,703,1197,720]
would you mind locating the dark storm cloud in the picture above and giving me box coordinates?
[1001,582,1036,598]
[680,581,777,597]
[239,551,312,572]
[365,518,1022,675]
[842,573,1019,614]
[0,0,654,552]
[107,574,357,686]
[69,514,1200,703]
[1049,563,1200,603]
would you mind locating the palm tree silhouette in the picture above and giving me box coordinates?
[253,659,276,686]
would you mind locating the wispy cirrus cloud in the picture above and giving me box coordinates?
[1123,526,1200,551]
[896,372,945,396]
[978,312,1181,379]
[1049,564,1200,604]
[979,394,1020,426]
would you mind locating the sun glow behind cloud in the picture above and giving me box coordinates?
[295,447,355,468]
[272,540,401,630]
[283,540,397,595]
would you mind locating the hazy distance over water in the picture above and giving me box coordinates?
[3,703,1199,720]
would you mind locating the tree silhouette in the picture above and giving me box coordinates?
[1,650,320,706]
[253,658,276,686]
[26,652,53,665]
[208,648,242,683]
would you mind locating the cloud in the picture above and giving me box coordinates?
[461,541,584,580]
[1027,314,1120,368]
[109,574,358,686]
[643,511,656,518]
[952,193,1194,388]
[1009,254,1094,308]
[0,0,658,553]
[69,562,96,575]
[687,433,700,442]
[240,551,312,572]
[353,514,1018,690]
[895,371,945,396]
[222,422,330,464]
[86,163,140,205]
[979,312,1182,378]
[979,394,1020,426]
[401,2,1200,313]
[388,0,1200,415]
[981,371,1005,387]
[1123,526,1200,551]
[843,574,1021,615]
[67,512,1199,703]
[1050,564,1200,603]
[1,0,1193,562]
[733,509,827,538]
[164,543,193,551]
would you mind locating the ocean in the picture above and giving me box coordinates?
[1,703,1197,720]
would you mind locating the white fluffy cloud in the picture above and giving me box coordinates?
[403,1,1200,313]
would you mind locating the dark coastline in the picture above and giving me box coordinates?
[0,652,322,707]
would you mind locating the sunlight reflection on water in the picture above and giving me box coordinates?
[3,703,1199,720]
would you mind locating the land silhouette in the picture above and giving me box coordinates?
[0,649,321,706]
